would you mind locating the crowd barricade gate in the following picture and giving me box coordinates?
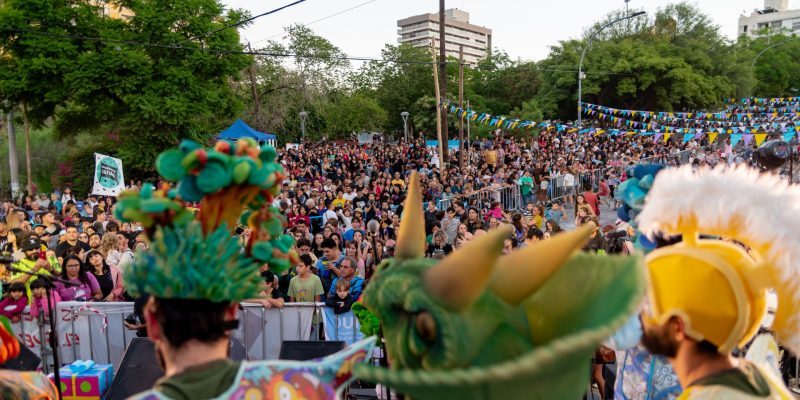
[437,184,524,212]
[11,301,322,370]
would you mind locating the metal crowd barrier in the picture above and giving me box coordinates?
[436,184,523,212]
[11,301,324,370]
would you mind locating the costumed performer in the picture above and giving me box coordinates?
[116,138,374,400]
[637,165,799,399]
[353,171,646,400]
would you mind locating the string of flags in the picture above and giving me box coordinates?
[581,102,800,125]
[725,97,800,105]
[443,101,798,147]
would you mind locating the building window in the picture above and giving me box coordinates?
[758,22,769,29]
[793,20,800,31]
[743,25,748,33]
[771,20,783,29]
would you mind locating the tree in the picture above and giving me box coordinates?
[532,2,751,119]
[0,0,252,180]
[241,24,351,141]
[323,94,386,137]
[351,43,436,133]
[743,33,800,97]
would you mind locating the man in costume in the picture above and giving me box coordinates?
[115,139,373,400]
[637,165,799,399]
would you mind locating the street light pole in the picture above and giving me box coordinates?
[750,37,796,98]
[577,10,646,126]
[299,111,308,142]
[401,111,409,142]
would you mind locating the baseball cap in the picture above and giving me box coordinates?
[21,238,41,251]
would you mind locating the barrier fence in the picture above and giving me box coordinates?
[437,184,523,212]
[10,301,339,372]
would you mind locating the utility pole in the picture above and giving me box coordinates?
[7,110,20,199]
[466,99,471,164]
[431,39,445,172]
[438,0,449,164]
[246,42,261,118]
[22,101,32,195]
[458,45,465,170]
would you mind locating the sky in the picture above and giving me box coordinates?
[222,0,800,62]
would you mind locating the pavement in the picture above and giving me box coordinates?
[558,200,620,231]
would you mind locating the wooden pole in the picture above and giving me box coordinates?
[246,42,261,118]
[22,101,32,195]
[458,45,464,170]
[438,0,449,165]
[431,39,445,173]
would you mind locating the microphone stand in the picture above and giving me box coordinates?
[6,263,80,400]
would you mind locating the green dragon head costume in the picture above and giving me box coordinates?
[355,172,645,400]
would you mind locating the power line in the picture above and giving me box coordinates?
[250,0,381,46]
[5,27,635,75]
[177,0,308,45]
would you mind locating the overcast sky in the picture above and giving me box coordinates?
[222,0,800,62]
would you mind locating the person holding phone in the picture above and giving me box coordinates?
[5,238,59,302]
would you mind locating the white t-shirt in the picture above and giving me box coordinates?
[563,173,575,187]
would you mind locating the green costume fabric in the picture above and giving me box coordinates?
[355,252,643,400]
[153,360,241,400]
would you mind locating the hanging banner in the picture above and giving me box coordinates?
[91,153,125,197]
[322,307,364,346]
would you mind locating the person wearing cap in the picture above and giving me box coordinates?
[637,166,796,399]
[6,237,59,303]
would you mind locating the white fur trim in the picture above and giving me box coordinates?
[637,165,800,354]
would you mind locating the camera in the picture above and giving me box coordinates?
[124,313,140,326]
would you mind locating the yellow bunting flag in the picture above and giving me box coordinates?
[708,132,719,144]
[754,133,767,147]
[663,133,672,143]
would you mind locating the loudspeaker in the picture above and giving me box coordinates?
[279,340,345,361]
[0,339,41,371]
[106,338,164,399]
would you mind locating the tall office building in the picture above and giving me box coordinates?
[738,0,800,36]
[397,9,492,66]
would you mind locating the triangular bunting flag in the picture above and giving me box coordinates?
[784,132,796,142]
[730,134,743,147]
[754,133,767,147]
[683,133,693,143]
[663,133,672,144]
[743,134,754,146]
[708,132,718,144]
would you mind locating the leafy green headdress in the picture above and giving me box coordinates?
[115,138,296,302]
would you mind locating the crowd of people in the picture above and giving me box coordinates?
[0,128,745,325]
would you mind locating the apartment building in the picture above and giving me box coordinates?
[739,0,800,36]
[397,8,492,66]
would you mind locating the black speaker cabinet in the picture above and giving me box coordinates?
[0,339,41,371]
[106,338,164,399]
[279,340,345,361]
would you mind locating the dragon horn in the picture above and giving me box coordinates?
[489,224,594,305]
[424,225,512,311]
[395,171,426,260]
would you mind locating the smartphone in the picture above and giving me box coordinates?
[38,250,46,260]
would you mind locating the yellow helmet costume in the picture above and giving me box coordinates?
[637,165,800,357]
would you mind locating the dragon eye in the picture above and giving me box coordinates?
[415,311,437,342]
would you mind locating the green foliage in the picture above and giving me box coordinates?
[744,33,800,97]
[323,94,387,136]
[0,0,252,179]
[533,2,751,119]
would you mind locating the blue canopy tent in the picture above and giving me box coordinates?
[217,119,277,148]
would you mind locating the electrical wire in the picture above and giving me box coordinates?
[2,27,634,75]
[177,0,308,45]
[249,0,381,46]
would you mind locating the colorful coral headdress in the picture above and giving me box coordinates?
[638,165,800,355]
[115,138,296,302]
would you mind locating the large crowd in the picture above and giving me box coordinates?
[0,128,743,324]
